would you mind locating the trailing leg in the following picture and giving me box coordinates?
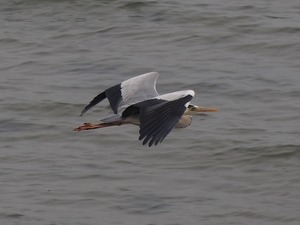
[73,122,122,131]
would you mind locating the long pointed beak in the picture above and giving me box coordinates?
[195,106,219,113]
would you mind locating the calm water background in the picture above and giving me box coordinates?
[1,0,300,224]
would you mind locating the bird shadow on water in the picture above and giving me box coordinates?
[111,193,170,215]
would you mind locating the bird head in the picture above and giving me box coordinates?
[185,104,219,115]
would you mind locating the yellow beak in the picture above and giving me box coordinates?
[195,106,219,113]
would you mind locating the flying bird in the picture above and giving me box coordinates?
[74,72,218,146]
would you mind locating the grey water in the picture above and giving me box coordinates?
[1,0,300,224]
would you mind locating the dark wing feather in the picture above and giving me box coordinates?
[139,102,182,147]
[80,84,122,116]
[80,91,106,116]
[105,84,122,114]
[133,95,193,147]
[121,99,163,118]
[80,73,159,116]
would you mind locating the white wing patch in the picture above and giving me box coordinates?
[155,90,195,107]
[121,72,159,105]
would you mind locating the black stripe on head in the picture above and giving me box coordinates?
[105,83,122,114]
[136,95,193,147]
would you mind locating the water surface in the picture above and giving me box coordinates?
[1,1,300,225]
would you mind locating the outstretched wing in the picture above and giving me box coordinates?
[120,72,159,106]
[122,90,195,147]
[80,72,159,116]
[80,84,121,116]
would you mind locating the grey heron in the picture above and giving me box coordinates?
[74,72,218,146]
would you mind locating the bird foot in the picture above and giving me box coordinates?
[73,123,102,131]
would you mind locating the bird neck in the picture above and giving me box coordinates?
[175,115,192,128]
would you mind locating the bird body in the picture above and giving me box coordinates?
[74,72,218,146]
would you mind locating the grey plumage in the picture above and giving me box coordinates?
[74,72,218,146]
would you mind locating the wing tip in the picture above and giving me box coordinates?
[186,90,195,97]
[80,107,89,116]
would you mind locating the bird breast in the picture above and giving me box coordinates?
[175,115,192,128]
